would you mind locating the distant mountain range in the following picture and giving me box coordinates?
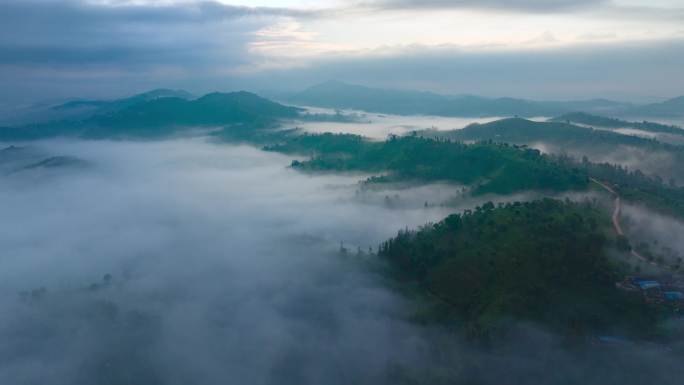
[0,89,194,126]
[52,88,193,114]
[626,96,684,118]
[288,81,684,118]
[2,83,681,141]
[0,91,301,140]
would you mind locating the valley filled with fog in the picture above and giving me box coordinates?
[1,138,462,384]
[1,129,682,384]
[290,106,512,139]
[3,0,684,383]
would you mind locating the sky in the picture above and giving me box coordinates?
[1,0,683,105]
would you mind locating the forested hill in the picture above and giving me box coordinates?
[422,118,684,218]
[53,89,194,115]
[263,130,684,220]
[436,117,675,149]
[430,117,684,181]
[265,133,588,195]
[89,92,301,128]
[379,198,660,339]
[627,96,684,118]
[551,112,684,135]
[0,91,302,140]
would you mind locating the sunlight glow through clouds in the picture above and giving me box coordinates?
[85,0,684,55]
[247,7,682,62]
[3,0,683,102]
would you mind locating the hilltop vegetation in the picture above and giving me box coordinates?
[429,117,684,184]
[264,129,684,221]
[379,199,662,339]
[566,156,684,219]
[417,117,684,219]
[434,118,678,150]
[0,91,301,140]
[0,89,193,126]
[54,89,194,115]
[552,112,684,136]
[265,133,588,195]
[90,91,300,129]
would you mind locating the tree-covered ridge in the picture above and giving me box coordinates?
[265,133,588,195]
[552,112,684,136]
[263,129,684,220]
[422,117,684,219]
[437,118,680,150]
[429,117,684,185]
[91,91,299,127]
[563,156,684,219]
[379,199,661,339]
[0,91,302,140]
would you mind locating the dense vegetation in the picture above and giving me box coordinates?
[563,156,684,219]
[552,112,684,135]
[378,199,662,339]
[265,133,588,195]
[434,118,680,151]
[429,117,684,184]
[418,117,684,218]
[0,89,194,126]
[264,129,684,219]
[54,89,193,115]
[94,92,300,128]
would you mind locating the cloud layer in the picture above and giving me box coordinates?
[0,0,683,106]
[1,137,683,384]
[368,0,608,13]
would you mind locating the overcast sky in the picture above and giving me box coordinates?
[1,0,683,105]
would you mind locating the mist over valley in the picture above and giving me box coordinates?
[2,1,684,383]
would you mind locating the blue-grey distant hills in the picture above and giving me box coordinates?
[53,88,194,115]
[0,145,88,175]
[289,81,684,118]
[551,112,684,135]
[0,89,194,126]
[626,96,684,118]
[0,91,302,140]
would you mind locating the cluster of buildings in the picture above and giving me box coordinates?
[617,276,684,307]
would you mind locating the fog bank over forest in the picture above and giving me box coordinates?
[0,138,455,384]
[2,0,684,383]
[0,137,681,384]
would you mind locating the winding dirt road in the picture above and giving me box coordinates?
[589,178,657,267]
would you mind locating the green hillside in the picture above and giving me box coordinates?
[0,91,301,140]
[379,199,663,339]
[552,112,684,135]
[266,133,588,195]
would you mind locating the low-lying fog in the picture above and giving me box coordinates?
[291,108,684,183]
[0,138,461,385]
[1,138,681,385]
[291,106,547,139]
